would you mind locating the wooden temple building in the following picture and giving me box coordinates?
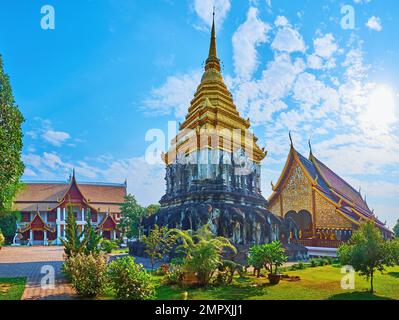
[268,139,393,249]
[13,171,126,245]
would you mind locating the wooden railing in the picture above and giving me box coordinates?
[296,239,344,248]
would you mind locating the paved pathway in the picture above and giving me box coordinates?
[0,246,75,300]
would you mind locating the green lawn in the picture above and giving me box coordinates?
[111,248,129,255]
[0,278,26,300]
[153,265,399,300]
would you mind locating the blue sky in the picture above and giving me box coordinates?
[1,0,398,228]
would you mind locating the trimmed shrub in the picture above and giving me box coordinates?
[63,253,108,297]
[101,239,118,253]
[0,230,5,249]
[108,256,155,300]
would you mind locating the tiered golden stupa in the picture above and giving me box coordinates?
[163,13,266,165]
[143,12,293,249]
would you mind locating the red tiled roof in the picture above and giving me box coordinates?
[14,181,126,213]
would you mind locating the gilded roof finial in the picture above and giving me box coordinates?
[308,139,313,157]
[289,131,293,148]
[205,7,221,72]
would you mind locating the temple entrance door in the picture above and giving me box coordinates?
[33,230,44,241]
[103,231,111,240]
[285,210,313,238]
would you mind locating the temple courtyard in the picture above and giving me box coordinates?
[0,246,399,300]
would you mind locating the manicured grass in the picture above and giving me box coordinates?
[153,265,399,300]
[111,248,129,255]
[0,278,26,300]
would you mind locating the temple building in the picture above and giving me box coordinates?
[142,13,298,250]
[13,171,126,245]
[268,139,393,249]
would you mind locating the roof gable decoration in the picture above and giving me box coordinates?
[97,212,119,231]
[20,212,55,233]
[55,169,97,212]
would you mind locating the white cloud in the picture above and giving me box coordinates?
[42,130,70,147]
[143,70,202,119]
[193,0,231,28]
[271,22,306,53]
[366,16,383,31]
[232,7,271,80]
[274,16,288,27]
[314,33,338,58]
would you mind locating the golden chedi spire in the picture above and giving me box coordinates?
[205,10,221,72]
[165,10,267,165]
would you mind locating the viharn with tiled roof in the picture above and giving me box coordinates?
[268,136,393,247]
[13,170,126,245]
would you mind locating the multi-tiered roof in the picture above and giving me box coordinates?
[269,142,392,234]
[164,13,266,165]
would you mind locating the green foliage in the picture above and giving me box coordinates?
[338,222,396,293]
[108,256,155,300]
[63,253,108,297]
[0,55,24,213]
[163,263,185,285]
[142,225,177,270]
[145,204,160,217]
[0,229,4,248]
[248,241,288,276]
[290,262,304,271]
[61,205,86,258]
[0,211,20,243]
[83,209,102,255]
[170,225,237,286]
[100,239,118,254]
[118,194,145,238]
[394,220,399,238]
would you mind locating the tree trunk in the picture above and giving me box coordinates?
[370,270,374,294]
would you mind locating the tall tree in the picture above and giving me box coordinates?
[83,208,101,255]
[394,219,399,238]
[61,205,86,257]
[118,194,145,238]
[0,55,24,213]
[338,222,396,293]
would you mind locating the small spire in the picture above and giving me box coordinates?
[209,8,217,58]
[289,131,293,148]
[308,139,313,156]
[205,8,221,72]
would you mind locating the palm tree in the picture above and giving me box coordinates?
[169,225,237,286]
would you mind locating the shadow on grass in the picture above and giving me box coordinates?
[155,277,274,300]
[388,272,399,278]
[329,292,394,300]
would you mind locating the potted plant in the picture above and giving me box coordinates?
[248,242,287,285]
[263,241,287,284]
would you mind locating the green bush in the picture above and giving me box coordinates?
[155,263,170,276]
[108,256,155,300]
[0,230,5,249]
[163,263,184,285]
[63,253,108,297]
[310,259,318,267]
[101,239,118,253]
[290,262,307,271]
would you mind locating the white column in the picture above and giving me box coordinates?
[29,230,33,246]
[63,207,66,220]
[44,230,48,246]
[81,208,85,222]
[113,230,117,240]
[56,208,61,245]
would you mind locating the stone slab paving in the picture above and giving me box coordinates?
[0,246,76,300]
